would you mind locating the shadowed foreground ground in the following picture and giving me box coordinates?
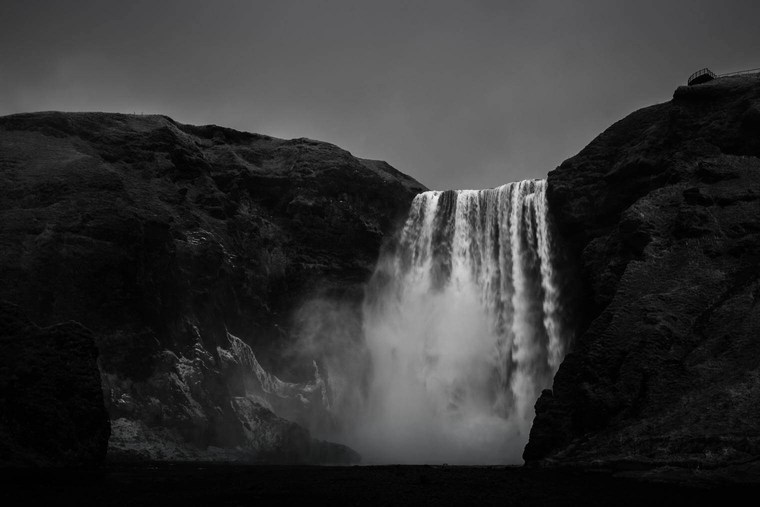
[1,464,757,506]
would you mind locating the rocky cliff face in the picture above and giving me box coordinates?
[0,112,423,463]
[525,75,760,474]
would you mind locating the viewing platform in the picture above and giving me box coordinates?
[687,68,716,85]
[688,66,760,86]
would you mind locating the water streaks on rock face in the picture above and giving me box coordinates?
[331,180,573,464]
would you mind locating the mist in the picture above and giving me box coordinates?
[287,180,571,464]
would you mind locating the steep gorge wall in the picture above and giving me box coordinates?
[0,112,424,463]
[525,75,760,472]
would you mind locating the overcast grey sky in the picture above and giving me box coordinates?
[1,1,758,189]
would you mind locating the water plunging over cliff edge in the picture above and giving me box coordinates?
[332,179,572,464]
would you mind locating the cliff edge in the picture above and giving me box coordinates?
[525,75,760,479]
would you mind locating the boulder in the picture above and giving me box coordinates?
[0,301,110,466]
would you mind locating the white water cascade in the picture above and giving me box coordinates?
[336,179,570,464]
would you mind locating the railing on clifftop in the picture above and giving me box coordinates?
[687,66,760,85]
[718,66,760,78]
[687,68,717,85]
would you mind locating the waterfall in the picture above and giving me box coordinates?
[336,179,570,464]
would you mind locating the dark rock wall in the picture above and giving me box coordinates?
[0,112,424,462]
[525,76,760,469]
[0,112,423,369]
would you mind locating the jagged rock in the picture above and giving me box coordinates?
[0,112,423,463]
[525,75,760,473]
[0,301,110,466]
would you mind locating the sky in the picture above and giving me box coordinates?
[1,0,758,190]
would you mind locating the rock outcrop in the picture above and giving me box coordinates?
[525,75,760,475]
[0,112,424,463]
[0,301,110,466]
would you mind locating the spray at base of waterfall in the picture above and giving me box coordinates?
[290,180,572,464]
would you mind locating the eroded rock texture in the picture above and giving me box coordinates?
[0,112,423,463]
[525,75,760,473]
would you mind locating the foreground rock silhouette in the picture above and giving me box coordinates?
[0,301,109,466]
